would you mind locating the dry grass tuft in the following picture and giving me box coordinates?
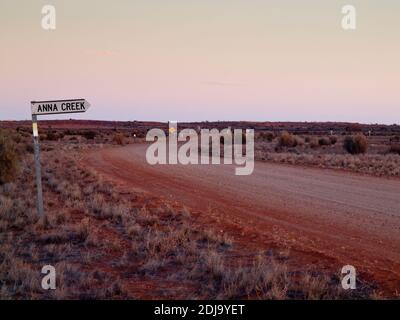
[343,134,368,154]
[258,131,275,142]
[278,131,297,148]
[389,144,400,155]
[318,137,331,146]
[0,130,19,185]
[112,133,125,145]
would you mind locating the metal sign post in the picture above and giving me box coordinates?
[32,114,44,217]
[30,98,91,217]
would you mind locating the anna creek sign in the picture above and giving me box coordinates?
[30,98,91,217]
[31,99,90,116]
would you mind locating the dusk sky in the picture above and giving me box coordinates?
[1,0,399,123]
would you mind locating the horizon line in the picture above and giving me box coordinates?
[0,118,399,126]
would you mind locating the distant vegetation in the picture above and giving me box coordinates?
[82,131,97,140]
[389,144,400,155]
[113,133,125,145]
[258,131,275,142]
[318,137,331,146]
[253,129,398,177]
[278,131,298,148]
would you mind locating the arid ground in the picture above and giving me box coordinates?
[1,120,399,299]
[85,144,400,294]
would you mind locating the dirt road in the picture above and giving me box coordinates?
[83,144,400,294]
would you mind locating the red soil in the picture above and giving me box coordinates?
[81,144,400,296]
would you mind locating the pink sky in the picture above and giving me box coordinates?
[1,0,399,123]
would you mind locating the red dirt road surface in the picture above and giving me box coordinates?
[83,144,400,294]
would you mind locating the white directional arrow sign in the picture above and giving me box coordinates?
[31,99,91,116]
[30,98,92,217]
